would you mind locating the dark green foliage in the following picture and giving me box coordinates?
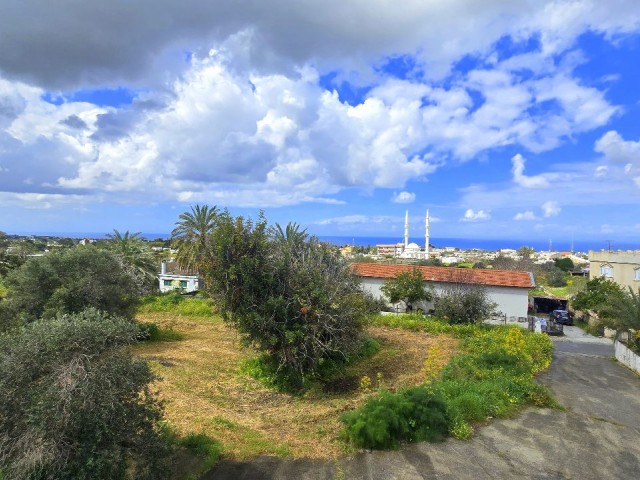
[1,246,139,328]
[0,310,169,480]
[341,387,449,449]
[103,229,158,294]
[171,204,218,274]
[380,268,433,310]
[553,257,574,272]
[545,266,568,287]
[598,286,640,332]
[201,211,375,387]
[433,280,498,324]
[572,276,624,313]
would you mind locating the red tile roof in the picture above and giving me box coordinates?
[352,262,534,289]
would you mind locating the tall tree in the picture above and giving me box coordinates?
[171,204,218,273]
[105,229,157,293]
[201,212,374,389]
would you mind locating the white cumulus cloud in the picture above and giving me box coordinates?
[514,210,538,220]
[542,200,560,217]
[392,191,416,204]
[461,209,491,222]
[511,153,550,188]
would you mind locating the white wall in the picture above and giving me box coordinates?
[360,277,529,318]
[158,274,200,293]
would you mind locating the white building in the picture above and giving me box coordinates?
[158,261,201,293]
[378,210,431,260]
[353,262,534,319]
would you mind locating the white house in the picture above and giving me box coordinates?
[158,261,201,293]
[353,262,535,319]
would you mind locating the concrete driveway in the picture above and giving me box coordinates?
[203,330,640,479]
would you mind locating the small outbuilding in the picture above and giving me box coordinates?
[158,261,201,293]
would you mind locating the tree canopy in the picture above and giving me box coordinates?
[380,269,433,311]
[104,229,157,293]
[171,204,218,274]
[180,209,375,388]
[571,276,624,314]
[1,246,139,328]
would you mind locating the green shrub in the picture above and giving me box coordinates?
[341,386,449,449]
[0,310,169,479]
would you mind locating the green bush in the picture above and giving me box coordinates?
[0,310,169,479]
[341,386,449,449]
[2,246,139,328]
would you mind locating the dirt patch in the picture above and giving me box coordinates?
[134,313,458,461]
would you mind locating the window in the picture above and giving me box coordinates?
[635,269,640,281]
[600,265,613,278]
[163,280,172,287]
[179,280,188,288]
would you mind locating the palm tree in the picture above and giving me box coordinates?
[171,204,218,272]
[105,229,157,292]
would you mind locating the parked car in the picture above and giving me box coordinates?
[549,309,573,326]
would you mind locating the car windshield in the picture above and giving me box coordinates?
[555,311,568,317]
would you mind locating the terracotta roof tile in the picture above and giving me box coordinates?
[352,262,534,289]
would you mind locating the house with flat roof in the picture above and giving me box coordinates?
[352,262,535,319]
[589,250,640,291]
[158,261,201,293]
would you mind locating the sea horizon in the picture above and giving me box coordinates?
[9,230,639,253]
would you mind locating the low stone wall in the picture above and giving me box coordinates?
[614,340,640,375]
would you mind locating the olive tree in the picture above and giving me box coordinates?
[0,309,169,480]
[380,268,433,311]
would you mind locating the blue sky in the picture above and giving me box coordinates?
[0,1,639,246]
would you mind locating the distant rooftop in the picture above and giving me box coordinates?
[352,263,534,289]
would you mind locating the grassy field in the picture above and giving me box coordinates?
[133,309,458,461]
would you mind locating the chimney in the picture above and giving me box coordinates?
[161,260,167,275]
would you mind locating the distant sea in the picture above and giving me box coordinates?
[13,231,640,253]
[316,236,640,253]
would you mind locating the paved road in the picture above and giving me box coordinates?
[203,330,640,479]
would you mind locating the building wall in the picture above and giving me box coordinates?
[589,250,640,291]
[359,277,529,318]
[158,274,200,293]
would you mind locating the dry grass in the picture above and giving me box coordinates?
[134,313,458,460]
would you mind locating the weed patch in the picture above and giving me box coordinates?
[138,292,215,317]
[341,317,554,447]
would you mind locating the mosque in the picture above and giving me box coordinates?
[376,210,431,259]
